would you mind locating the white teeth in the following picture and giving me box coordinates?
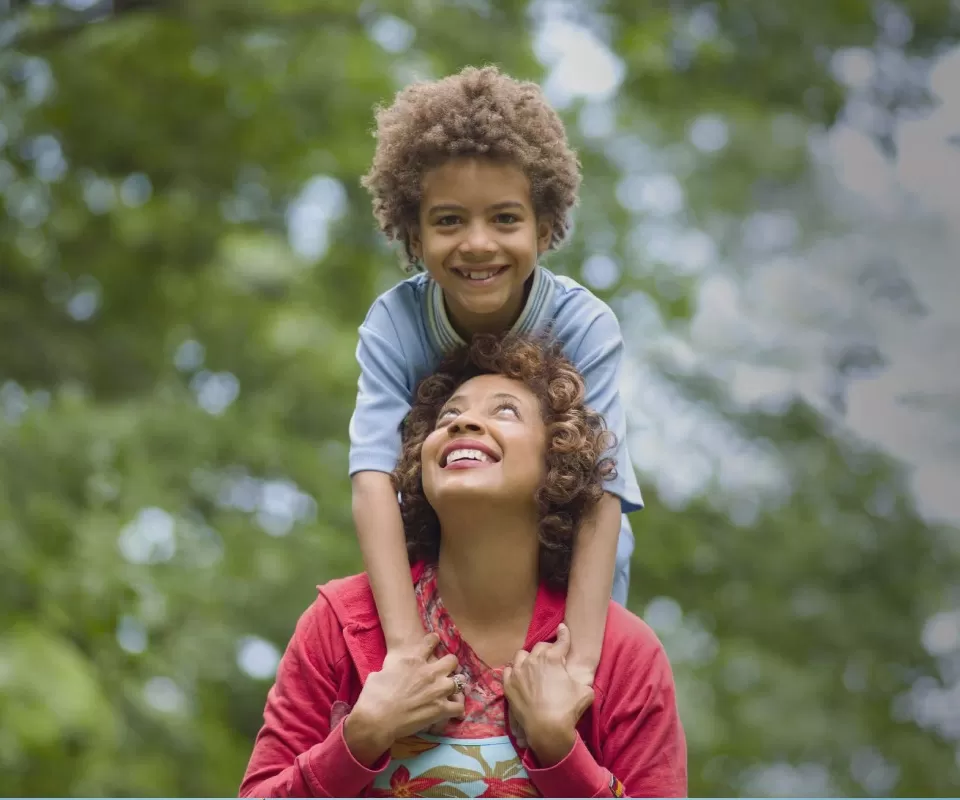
[460,268,501,280]
[445,448,492,466]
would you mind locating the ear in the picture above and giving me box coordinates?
[536,216,553,254]
[408,225,423,260]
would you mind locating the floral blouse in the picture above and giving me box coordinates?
[370,565,538,797]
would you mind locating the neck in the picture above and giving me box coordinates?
[445,271,534,338]
[434,502,540,631]
[448,299,522,338]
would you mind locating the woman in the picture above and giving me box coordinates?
[240,334,687,798]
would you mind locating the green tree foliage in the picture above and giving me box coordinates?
[1,0,958,795]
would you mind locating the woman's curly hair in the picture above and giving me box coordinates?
[361,65,582,268]
[392,333,617,589]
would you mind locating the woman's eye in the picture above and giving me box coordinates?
[438,407,459,421]
[495,402,519,417]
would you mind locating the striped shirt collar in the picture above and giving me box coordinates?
[425,266,556,353]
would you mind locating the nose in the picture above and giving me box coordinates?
[458,222,497,259]
[446,412,485,435]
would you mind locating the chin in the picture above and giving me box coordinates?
[426,474,501,505]
[461,293,515,315]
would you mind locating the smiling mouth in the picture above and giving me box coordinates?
[442,447,498,469]
[451,266,509,284]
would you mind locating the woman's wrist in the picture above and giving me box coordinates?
[525,722,576,768]
[343,706,394,767]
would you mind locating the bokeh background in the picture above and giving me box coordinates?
[2,0,960,796]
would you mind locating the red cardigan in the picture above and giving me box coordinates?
[239,563,687,798]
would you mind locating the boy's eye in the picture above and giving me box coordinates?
[494,213,519,224]
[436,215,461,227]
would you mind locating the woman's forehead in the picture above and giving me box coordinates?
[448,373,535,404]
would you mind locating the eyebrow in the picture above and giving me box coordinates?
[442,393,467,408]
[426,201,526,215]
[491,391,523,404]
[441,391,524,409]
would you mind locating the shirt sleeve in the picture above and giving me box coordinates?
[573,307,644,513]
[348,298,414,477]
[238,598,389,798]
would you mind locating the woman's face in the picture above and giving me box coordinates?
[420,373,547,512]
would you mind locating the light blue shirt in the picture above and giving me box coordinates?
[349,266,642,599]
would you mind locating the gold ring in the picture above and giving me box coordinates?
[453,674,466,693]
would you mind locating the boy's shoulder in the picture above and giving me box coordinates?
[543,268,618,323]
[364,271,430,319]
[540,268,622,352]
[359,272,434,349]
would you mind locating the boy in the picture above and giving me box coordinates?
[351,65,643,686]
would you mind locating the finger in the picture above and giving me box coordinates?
[502,665,513,687]
[428,694,464,727]
[553,622,571,660]
[439,674,464,699]
[512,650,529,672]
[419,632,440,658]
[431,653,459,676]
[442,695,465,718]
[530,641,551,659]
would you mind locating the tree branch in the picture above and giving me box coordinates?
[7,2,360,53]
[6,0,176,52]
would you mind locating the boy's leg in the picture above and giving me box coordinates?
[611,513,634,606]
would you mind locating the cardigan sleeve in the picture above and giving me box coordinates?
[523,614,687,797]
[239,597,388,797]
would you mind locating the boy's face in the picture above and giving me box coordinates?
[410,157,552,336]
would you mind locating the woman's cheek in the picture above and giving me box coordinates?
[421,433,440,463]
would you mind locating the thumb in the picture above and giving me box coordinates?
[420,632,440,659]
[553,623,571,659]
[502,665,513,687]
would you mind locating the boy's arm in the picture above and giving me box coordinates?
[352,470,424,648]
[565,304,644,682]
[564,492,622,684]
[349,300,427,650]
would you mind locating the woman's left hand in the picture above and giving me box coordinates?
[503,623,595,767]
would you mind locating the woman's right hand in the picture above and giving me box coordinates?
[343,633,465,766]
